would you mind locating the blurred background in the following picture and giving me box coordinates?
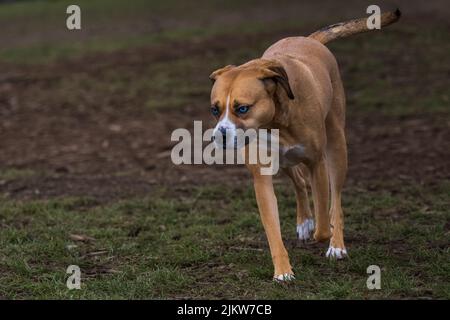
[0,0,448,299]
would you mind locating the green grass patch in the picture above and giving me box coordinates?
[0,181,448,299]
[0,0,304,64]
[0,169,37,181]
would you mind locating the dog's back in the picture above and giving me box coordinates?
[262,9,401,120]
[262,36,339,121]
[263,9,401,83]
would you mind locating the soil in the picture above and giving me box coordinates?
[0,33,449,202]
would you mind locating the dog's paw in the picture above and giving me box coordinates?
[326,246,348,260]
[296,218,314,241]
[273,273,295,282]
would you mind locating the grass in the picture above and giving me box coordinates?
[0,0,313,64]
[0,169,37,181]
[0,181,448,299]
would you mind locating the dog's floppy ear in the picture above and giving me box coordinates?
[209,65,235,83]
[258,61,294,100]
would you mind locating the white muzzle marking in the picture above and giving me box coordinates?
[213,94,236,149]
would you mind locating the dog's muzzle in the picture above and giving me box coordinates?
[212,126,253,150]
[213,126,236,149]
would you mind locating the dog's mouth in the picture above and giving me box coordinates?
[212,133,252,150]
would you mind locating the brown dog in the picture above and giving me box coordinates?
[209,10,400,281]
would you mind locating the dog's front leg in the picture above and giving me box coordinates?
[251,168,294,281]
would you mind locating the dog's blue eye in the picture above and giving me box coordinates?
[211,106,220,116]
[236,105,250,114]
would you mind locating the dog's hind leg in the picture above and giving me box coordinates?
[310,157,332,242]
[324,83,348,259]
[283,165,314,241]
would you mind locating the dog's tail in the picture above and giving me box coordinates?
[308,9,401,45]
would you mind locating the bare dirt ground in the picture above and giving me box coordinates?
[0,31,449,201]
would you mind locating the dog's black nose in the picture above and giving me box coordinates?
[218,127,228,146]
[218,126,227,136]
[213,127,227,148]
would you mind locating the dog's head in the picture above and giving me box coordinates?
[209,59,294,149]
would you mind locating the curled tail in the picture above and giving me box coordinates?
[309,9,401,44]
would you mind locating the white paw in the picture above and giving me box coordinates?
[296,218,314,241]
[273,273,295,282]
[326,246,348,260]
